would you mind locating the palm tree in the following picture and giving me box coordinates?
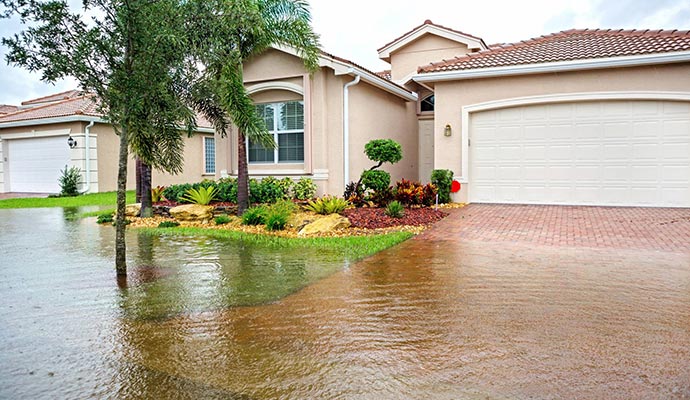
[185,0,320,214]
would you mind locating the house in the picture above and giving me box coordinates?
[1,20,689,207]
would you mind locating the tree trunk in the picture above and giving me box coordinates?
[140,162,153,218]
[135,158,143,203]
[115,123,129,276]
[237,130,249,215]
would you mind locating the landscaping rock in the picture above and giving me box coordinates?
[125,203,141,217]
[169,204,214,222]
[298,214,351,236]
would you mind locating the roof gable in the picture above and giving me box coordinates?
[378,20,487,62]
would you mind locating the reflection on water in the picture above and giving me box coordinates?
[1,208,689,399]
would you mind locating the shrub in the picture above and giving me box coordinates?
[364,139,403,165]
[216,177,238,203]
[242,205,267,225]
[181,186,218,205]
[96,212,113,224]
[385,200,405,218]
[293,177,316,200]
[163,183,192,203]
[214,214,231,225]
[158,221,180,228]
[249,177,285,204]
[58,166,81,197]
[305,195,349,215]
[151,186,166,203]
[431,169,454,203]
[394,179,424,206]
[278,177,294,200]
[422,183,438,207]
[264,201,294,231]
[369,186,394,207]
[344,181,365,207]
[360,170,391,193]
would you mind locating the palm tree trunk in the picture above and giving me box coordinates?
[140,161,153,218]
[115,123,129,276]
[135,158,143,203]
[237,130,249,215]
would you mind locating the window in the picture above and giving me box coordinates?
[249,101,304,164]
[420,94,435,112]
[204,137,215,174]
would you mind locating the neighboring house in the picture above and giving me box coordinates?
[1,20,689,208]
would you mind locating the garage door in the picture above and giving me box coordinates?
[470,100,690,207]
[8,136,71,193]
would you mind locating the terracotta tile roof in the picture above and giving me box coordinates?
[378,19,487,52]
[375,70,392,80]
[0,104,19,115]
[0,91,214,129]
[21,89,85,106]
[419,28,690,73]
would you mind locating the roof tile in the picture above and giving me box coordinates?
[419,29,690,73]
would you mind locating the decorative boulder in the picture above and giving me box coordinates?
[298,214,351,236]
[169,204,214,222]
[125,203,141,217]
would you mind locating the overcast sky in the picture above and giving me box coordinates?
[1,0,689,105]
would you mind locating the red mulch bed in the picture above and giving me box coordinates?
[342,207,448,229]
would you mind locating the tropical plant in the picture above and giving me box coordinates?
[217,177,238,203]
[249,177,285,204]
[242,205,267,225]
[97,212,114,224]
[2,0,201,275]
[183,0,320,215]
[278,177,295,200]
[181,186,219,205]
[151,186,166,203]
[163,183,193,203]
[422,183,439,207]
[394,179,424,206]
[58,166,81,197]
[293,177,317,200]
[264,203,293,231]
[385,201,405,218]
[214,214,232,225]
[431,169,454,203]
[158,221,180,228]
[344,181,365,207]
[305,196,349,215]
[369,186,394,207]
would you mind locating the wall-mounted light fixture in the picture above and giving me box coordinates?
[444,124,452,137]
[67,135,77,149]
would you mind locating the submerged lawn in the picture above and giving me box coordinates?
[0,191,135,209]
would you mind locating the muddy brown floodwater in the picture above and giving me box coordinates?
[1,207,689,399]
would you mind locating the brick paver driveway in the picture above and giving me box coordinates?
[422,204,690,253]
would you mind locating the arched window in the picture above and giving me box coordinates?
[420,94,435,112]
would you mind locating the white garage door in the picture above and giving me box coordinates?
[8,136,71,193]
[470,100,690,207]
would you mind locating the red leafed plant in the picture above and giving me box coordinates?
[394,179,424,205]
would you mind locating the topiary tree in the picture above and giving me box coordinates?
[346,139,402,206]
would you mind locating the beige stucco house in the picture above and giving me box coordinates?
[2,20,690,207]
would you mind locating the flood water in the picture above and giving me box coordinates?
[1,208,689,399]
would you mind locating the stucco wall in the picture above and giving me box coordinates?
[95,123,220,192]
[430,62,690,201]
[390,35,470,81]
[349,80,419,187]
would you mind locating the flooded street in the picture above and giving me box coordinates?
[1,207,689,399]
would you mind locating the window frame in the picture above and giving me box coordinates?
[248,100,305,165]
[203,136,216,175]
[419,94,435,114]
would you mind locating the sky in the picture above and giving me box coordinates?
[1,0,689,106]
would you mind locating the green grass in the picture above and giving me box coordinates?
[0,191,135,209]
[138,227,413,262]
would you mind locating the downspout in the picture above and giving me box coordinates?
[343,71,360,186]
[80,120,95,194]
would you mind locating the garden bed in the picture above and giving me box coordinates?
[342,207,448,229]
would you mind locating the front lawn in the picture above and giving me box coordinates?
[0,191,135,209]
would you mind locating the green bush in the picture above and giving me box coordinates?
[249,177,286,204]
[431,169,454,203]
[58,166,81,197]
[278,177,294,200]
[360,169,391,193]
[163,183,193,203]
[264,202,294,231]
[293,177,317,200]
[385,200,405,218]
[305,195,349,215]
[242,205,267,225]
[364,139,403,165]
[158,221,180,228]
[214,214,231,225]
[96,212,114,224]
[181,186,218,205]
[216,177,238,203]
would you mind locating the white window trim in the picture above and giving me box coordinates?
[203,136,215,175]
[249,101,305,165]
[459,91,690,200]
